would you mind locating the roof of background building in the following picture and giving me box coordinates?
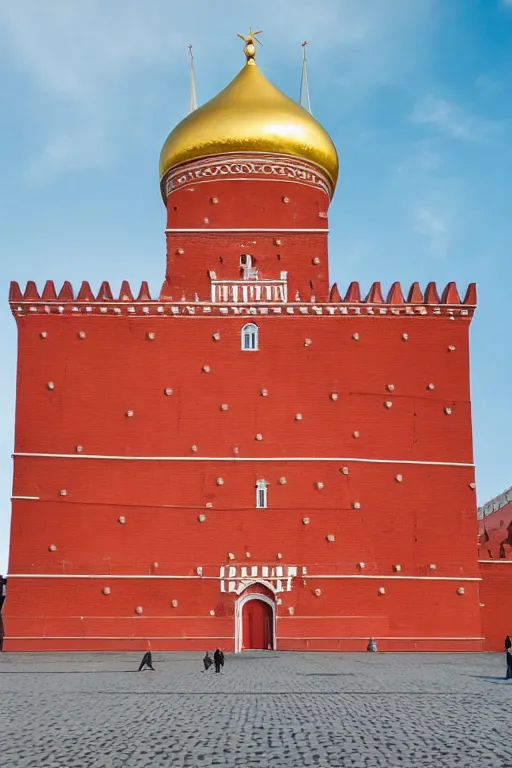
[478,485,512,520]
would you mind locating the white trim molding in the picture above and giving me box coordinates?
[7,573,481,582]
[478,559,512,564]
[12,452,475,468]
[11,495,40,500]
[165,228,329,233]
[234,591,277,653]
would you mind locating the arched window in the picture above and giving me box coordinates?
[242,323,258,351]
[256,480,268,509]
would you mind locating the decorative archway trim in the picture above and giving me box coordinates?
[234,590,277,653]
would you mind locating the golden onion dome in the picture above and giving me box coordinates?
[159,41,338,192]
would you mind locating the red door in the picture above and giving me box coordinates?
[242,599,273,650]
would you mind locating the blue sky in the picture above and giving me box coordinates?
[0,0,511,572]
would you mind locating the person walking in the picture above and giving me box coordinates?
[505,636,512,679]
[213,648,224,673]
[202,651,213,672]
[138,651,155,671]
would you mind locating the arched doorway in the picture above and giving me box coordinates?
[242,598,273,650]
[234,587,277,652]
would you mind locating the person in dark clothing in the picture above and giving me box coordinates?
[202,651,213,672]
[506,636,512,679]
[138,651,155,671]
[213,648,224,673]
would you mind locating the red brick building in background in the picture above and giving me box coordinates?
[4,35,505,653]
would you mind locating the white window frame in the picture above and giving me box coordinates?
[242,323,259,351]
[256,480,268,509]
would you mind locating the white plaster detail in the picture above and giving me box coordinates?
[210,609,216,615]
[314,588,322,596]
[76,446,83,453]
[282,196,290,203]
[352,431,360,439]
[444,406,453,415]
[278,477,287,485]
[276,553,283,560]
[48,544,57,552]
[304,338,312,346]
[315,481,324,490]
[302,517,310,525]
[330,393,339,401]
[196,567,203,576]
[78,331,86,339]
[469,482,476,490]
[135,606,143,614]
[191,445,198,453]
[457,587,465,595]
[198,514,206,522]
[295,413,303,421]
[384,401,393,408]
[260,389,269,398]
[176,248,185,255]
[429,564,437,570]
[386,384,395,392]
[352,502,361,510]
[378,587,386,595]
[47,382,55,390]
[102,587,111,595]
[40,332,47,338]
[358,562,365,569]
[395,474,403,483]
[216,477,224,486]
[326,535,335,542]
[211,197,219,204]
[288,606,295,615]
[126,410,134,418]
[312,257,320,265]
[220,404,229,411]
[393,564,402,572]
[203,218,209,224]
[164,388,173,396]
[233,446,239,455]
[202,365,211,373]
[206,502,213,508]
[171,599,179,607]
[427,383,435,390]
[147,332,155,340]
[352,333,360,341]
[255,433,263,441]
[13,452,476,468]
[448,345,456,351]
[118,516,126,524]
[228,553,235,560]
[340,466,349,475]
[212,332,221,341]
[59,489,67,497]
[245,552,251,558]
[402,333,408,340]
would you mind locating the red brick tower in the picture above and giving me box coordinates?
[4,34,482,652]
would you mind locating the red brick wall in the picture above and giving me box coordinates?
[479,563,512,651]
[3,303,481,651]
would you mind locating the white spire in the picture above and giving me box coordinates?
[300,41,311,114]
[188,44,198,113]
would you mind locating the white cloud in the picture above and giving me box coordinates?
[413,205,449,255]
[410,96,502,142]
[0,0,434,178]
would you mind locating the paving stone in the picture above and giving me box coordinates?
[0,651,511,767]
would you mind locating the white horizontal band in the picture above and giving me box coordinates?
[11,495,40,500]
[12,452,474,468]
[165,228,329,233]
[5,636,234,641]
[478,559,512,564]
[7,573,480,582]
[5,635,483,641]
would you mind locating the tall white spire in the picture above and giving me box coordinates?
[188,44,198,114]
[300,41,311,114]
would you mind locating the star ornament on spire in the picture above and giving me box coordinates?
[237,27,263,64]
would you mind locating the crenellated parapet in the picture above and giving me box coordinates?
[9,279,476,318]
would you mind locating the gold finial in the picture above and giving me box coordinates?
[237,27,263,65]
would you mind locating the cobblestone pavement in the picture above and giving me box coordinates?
[0,651,510,768]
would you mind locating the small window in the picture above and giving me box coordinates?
[242,323,258,351]
[256,480,268,509]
